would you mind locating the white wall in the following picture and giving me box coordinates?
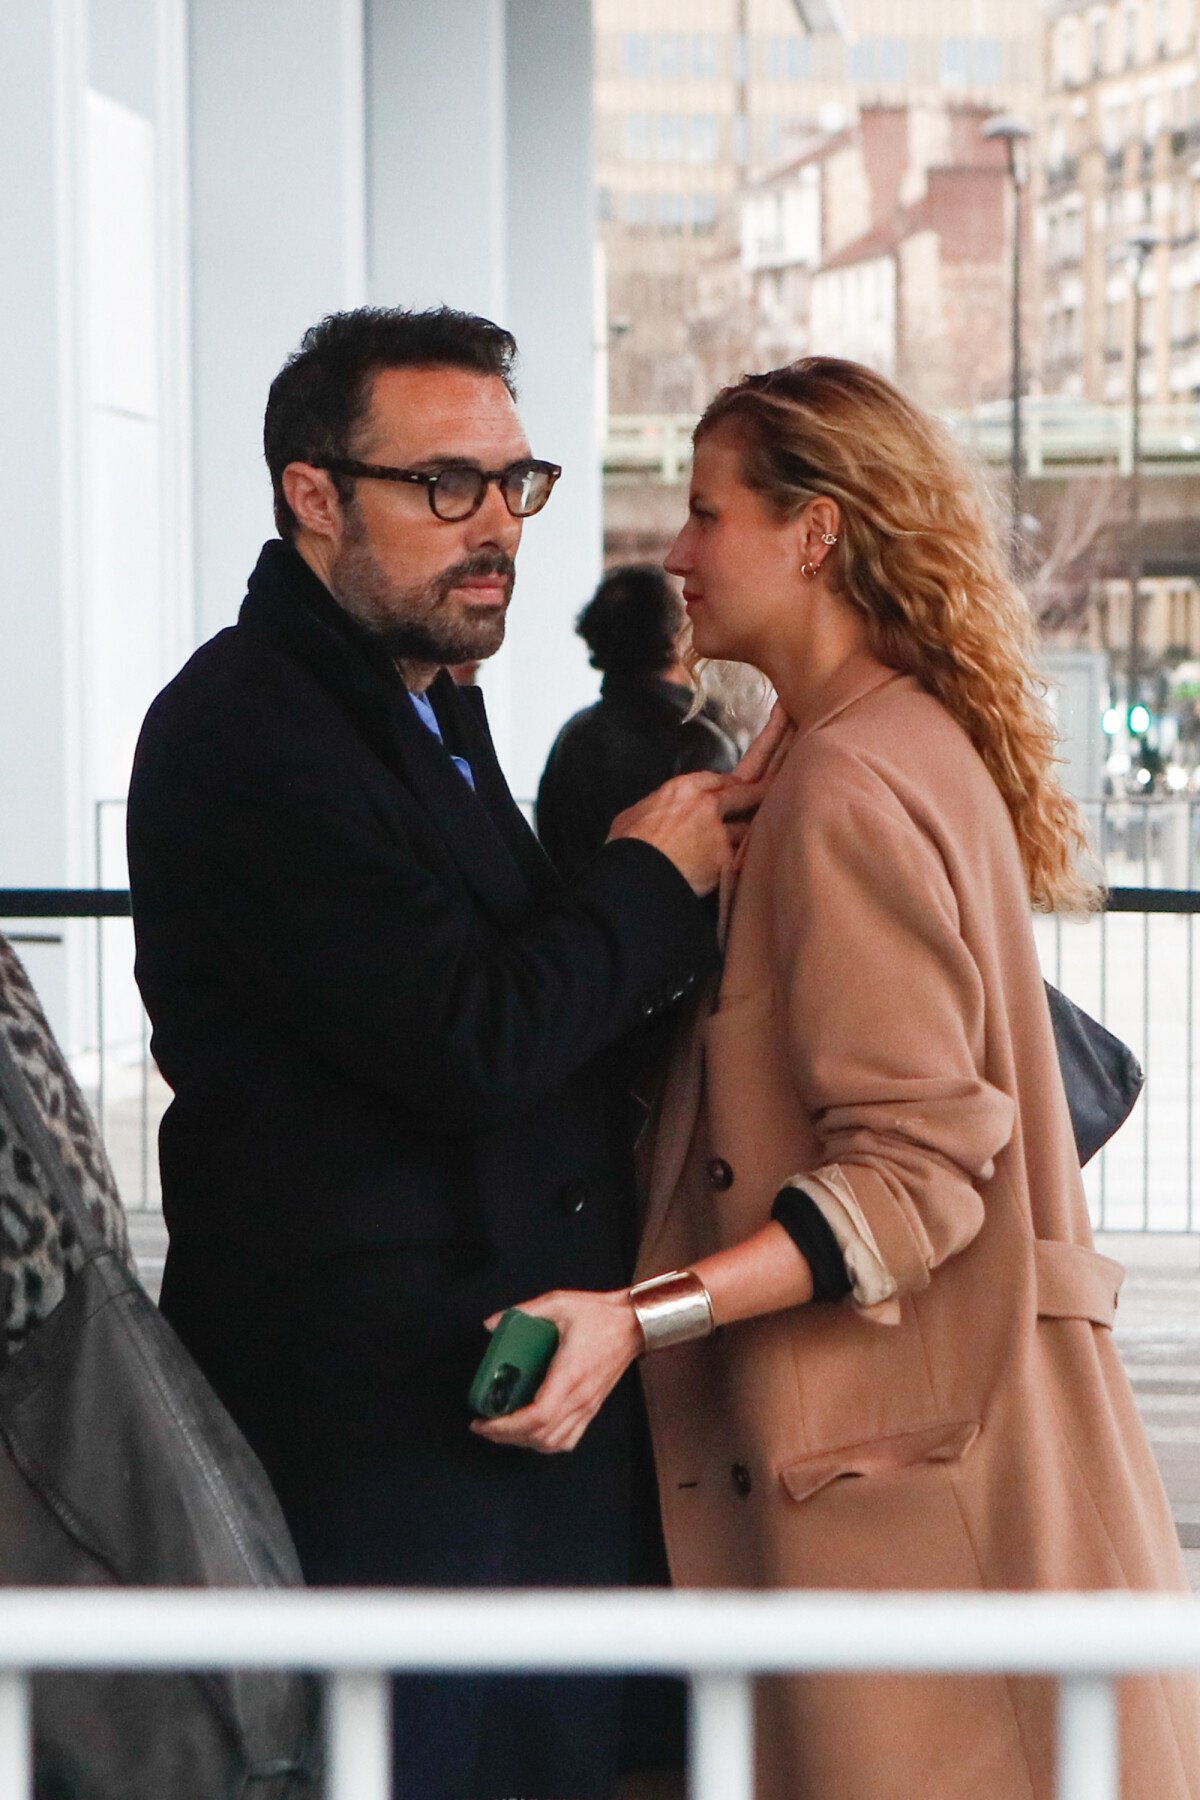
[366,0,600,797]
[189,0,367,643]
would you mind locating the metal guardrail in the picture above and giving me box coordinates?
[2,883,1199,1232]
[0,1587,1197,1799]
[605,403,1200,481]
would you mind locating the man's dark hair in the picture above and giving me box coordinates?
[263,306,518,539]
[575,565,684,677]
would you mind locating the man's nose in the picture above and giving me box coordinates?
[467,481,523,552]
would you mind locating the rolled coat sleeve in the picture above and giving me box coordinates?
[770,757,1015,1299]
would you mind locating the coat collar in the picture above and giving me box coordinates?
[785,648,902,743]
[237,541,542,924]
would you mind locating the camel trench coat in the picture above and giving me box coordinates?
[637,652,1200,1800]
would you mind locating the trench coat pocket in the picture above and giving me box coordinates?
[1033,1238,1124,1328]
[777,1419,980,1504]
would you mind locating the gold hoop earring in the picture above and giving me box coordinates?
[800,560,818,580]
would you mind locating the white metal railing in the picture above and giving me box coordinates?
[2,1588,1200,1800]
[605,403,1200,481]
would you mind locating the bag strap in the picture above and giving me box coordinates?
[0,1024,107,1258]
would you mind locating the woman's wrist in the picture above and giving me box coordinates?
[627,1269,716,1353]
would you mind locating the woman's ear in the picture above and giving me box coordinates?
[806,496,841,552]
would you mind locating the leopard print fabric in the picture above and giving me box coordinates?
[0,934,135,1359]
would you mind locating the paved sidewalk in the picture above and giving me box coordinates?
[1102,1233,1200,1590]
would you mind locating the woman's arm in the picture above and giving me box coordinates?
[470,1224,814,1454]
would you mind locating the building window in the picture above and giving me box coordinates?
[1124,5,1138,68]
[1092,16,1106,78]
[692,193,718,231]
[688,115,719,163]
[657,114,685,161]
[788,36,812,79]
[941,38,1002,88]
[623,114,651,160]
[691,34,718,79]
[623,34,650,77]
[878,38,909,83]
[659,193,687,233]
[622,32,719,80]
[849,38,877,83]
[1058,19,1079,87]
[625,193,654,229]
[763,34,814,81]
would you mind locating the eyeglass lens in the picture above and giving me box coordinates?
[430,462,555,521]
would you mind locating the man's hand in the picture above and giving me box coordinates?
[606,771,764,896]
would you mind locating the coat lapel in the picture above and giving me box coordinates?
[443,681,561,901]
[238,543,534,924]
[640,654,903,1254]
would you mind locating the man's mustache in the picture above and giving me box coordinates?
[434,551,516,603]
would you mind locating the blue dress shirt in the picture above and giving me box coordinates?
[409,688,475,789]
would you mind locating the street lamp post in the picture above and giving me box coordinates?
[983,114,1033,558]
[1123,227,1166,712]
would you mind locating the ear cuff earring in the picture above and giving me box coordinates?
[802,533,839,580]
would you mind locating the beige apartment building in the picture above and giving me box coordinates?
[1039,0,1200,401]
[1037,1,1200,677]
[595,0,1040,414]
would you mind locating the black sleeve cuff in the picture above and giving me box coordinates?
[771,1185,853,1303]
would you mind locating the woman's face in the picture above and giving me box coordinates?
[664,425,803,667]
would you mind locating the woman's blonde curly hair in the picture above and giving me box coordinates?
[695,357,1101,914]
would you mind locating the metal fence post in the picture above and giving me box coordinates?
[1057,1676,1118,1800]
[689,1673,755,1800]
[328,1670,391,1800]
[0,1672,31,1800]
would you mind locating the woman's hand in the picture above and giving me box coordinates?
[470,1289,642,1454]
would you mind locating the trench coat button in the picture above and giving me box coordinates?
[707,1157,734,1191]
[731,1462,753,1497]
[558,1179,589,1217]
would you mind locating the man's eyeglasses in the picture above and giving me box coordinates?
[316,457,561,522]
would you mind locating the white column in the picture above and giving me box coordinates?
[365,0,600,796]
[366,1,507,322]
[188,0,367,642]
[0,0,87,1032]
[501,0,601,804]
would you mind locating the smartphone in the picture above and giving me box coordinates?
[468,1308,560,1419]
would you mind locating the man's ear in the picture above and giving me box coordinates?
[282,463,344,542]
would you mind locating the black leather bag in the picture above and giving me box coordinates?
[1045,981,1144,1166]
[0,1025,321,1800]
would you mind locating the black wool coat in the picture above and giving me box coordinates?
[126,541,715,1800]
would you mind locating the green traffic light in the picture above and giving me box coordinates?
[1128,703,1152,734]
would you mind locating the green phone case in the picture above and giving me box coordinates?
[468,1308,560,1418]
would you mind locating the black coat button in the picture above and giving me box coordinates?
[731,1462,753,1497]
[707,1157,734,1191]
[558,1179,589,1216]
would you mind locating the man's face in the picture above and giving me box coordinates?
[326,366,532,665]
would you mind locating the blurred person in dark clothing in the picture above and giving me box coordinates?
[536,564,738,876]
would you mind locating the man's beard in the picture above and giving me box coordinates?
[329,508,515,665]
